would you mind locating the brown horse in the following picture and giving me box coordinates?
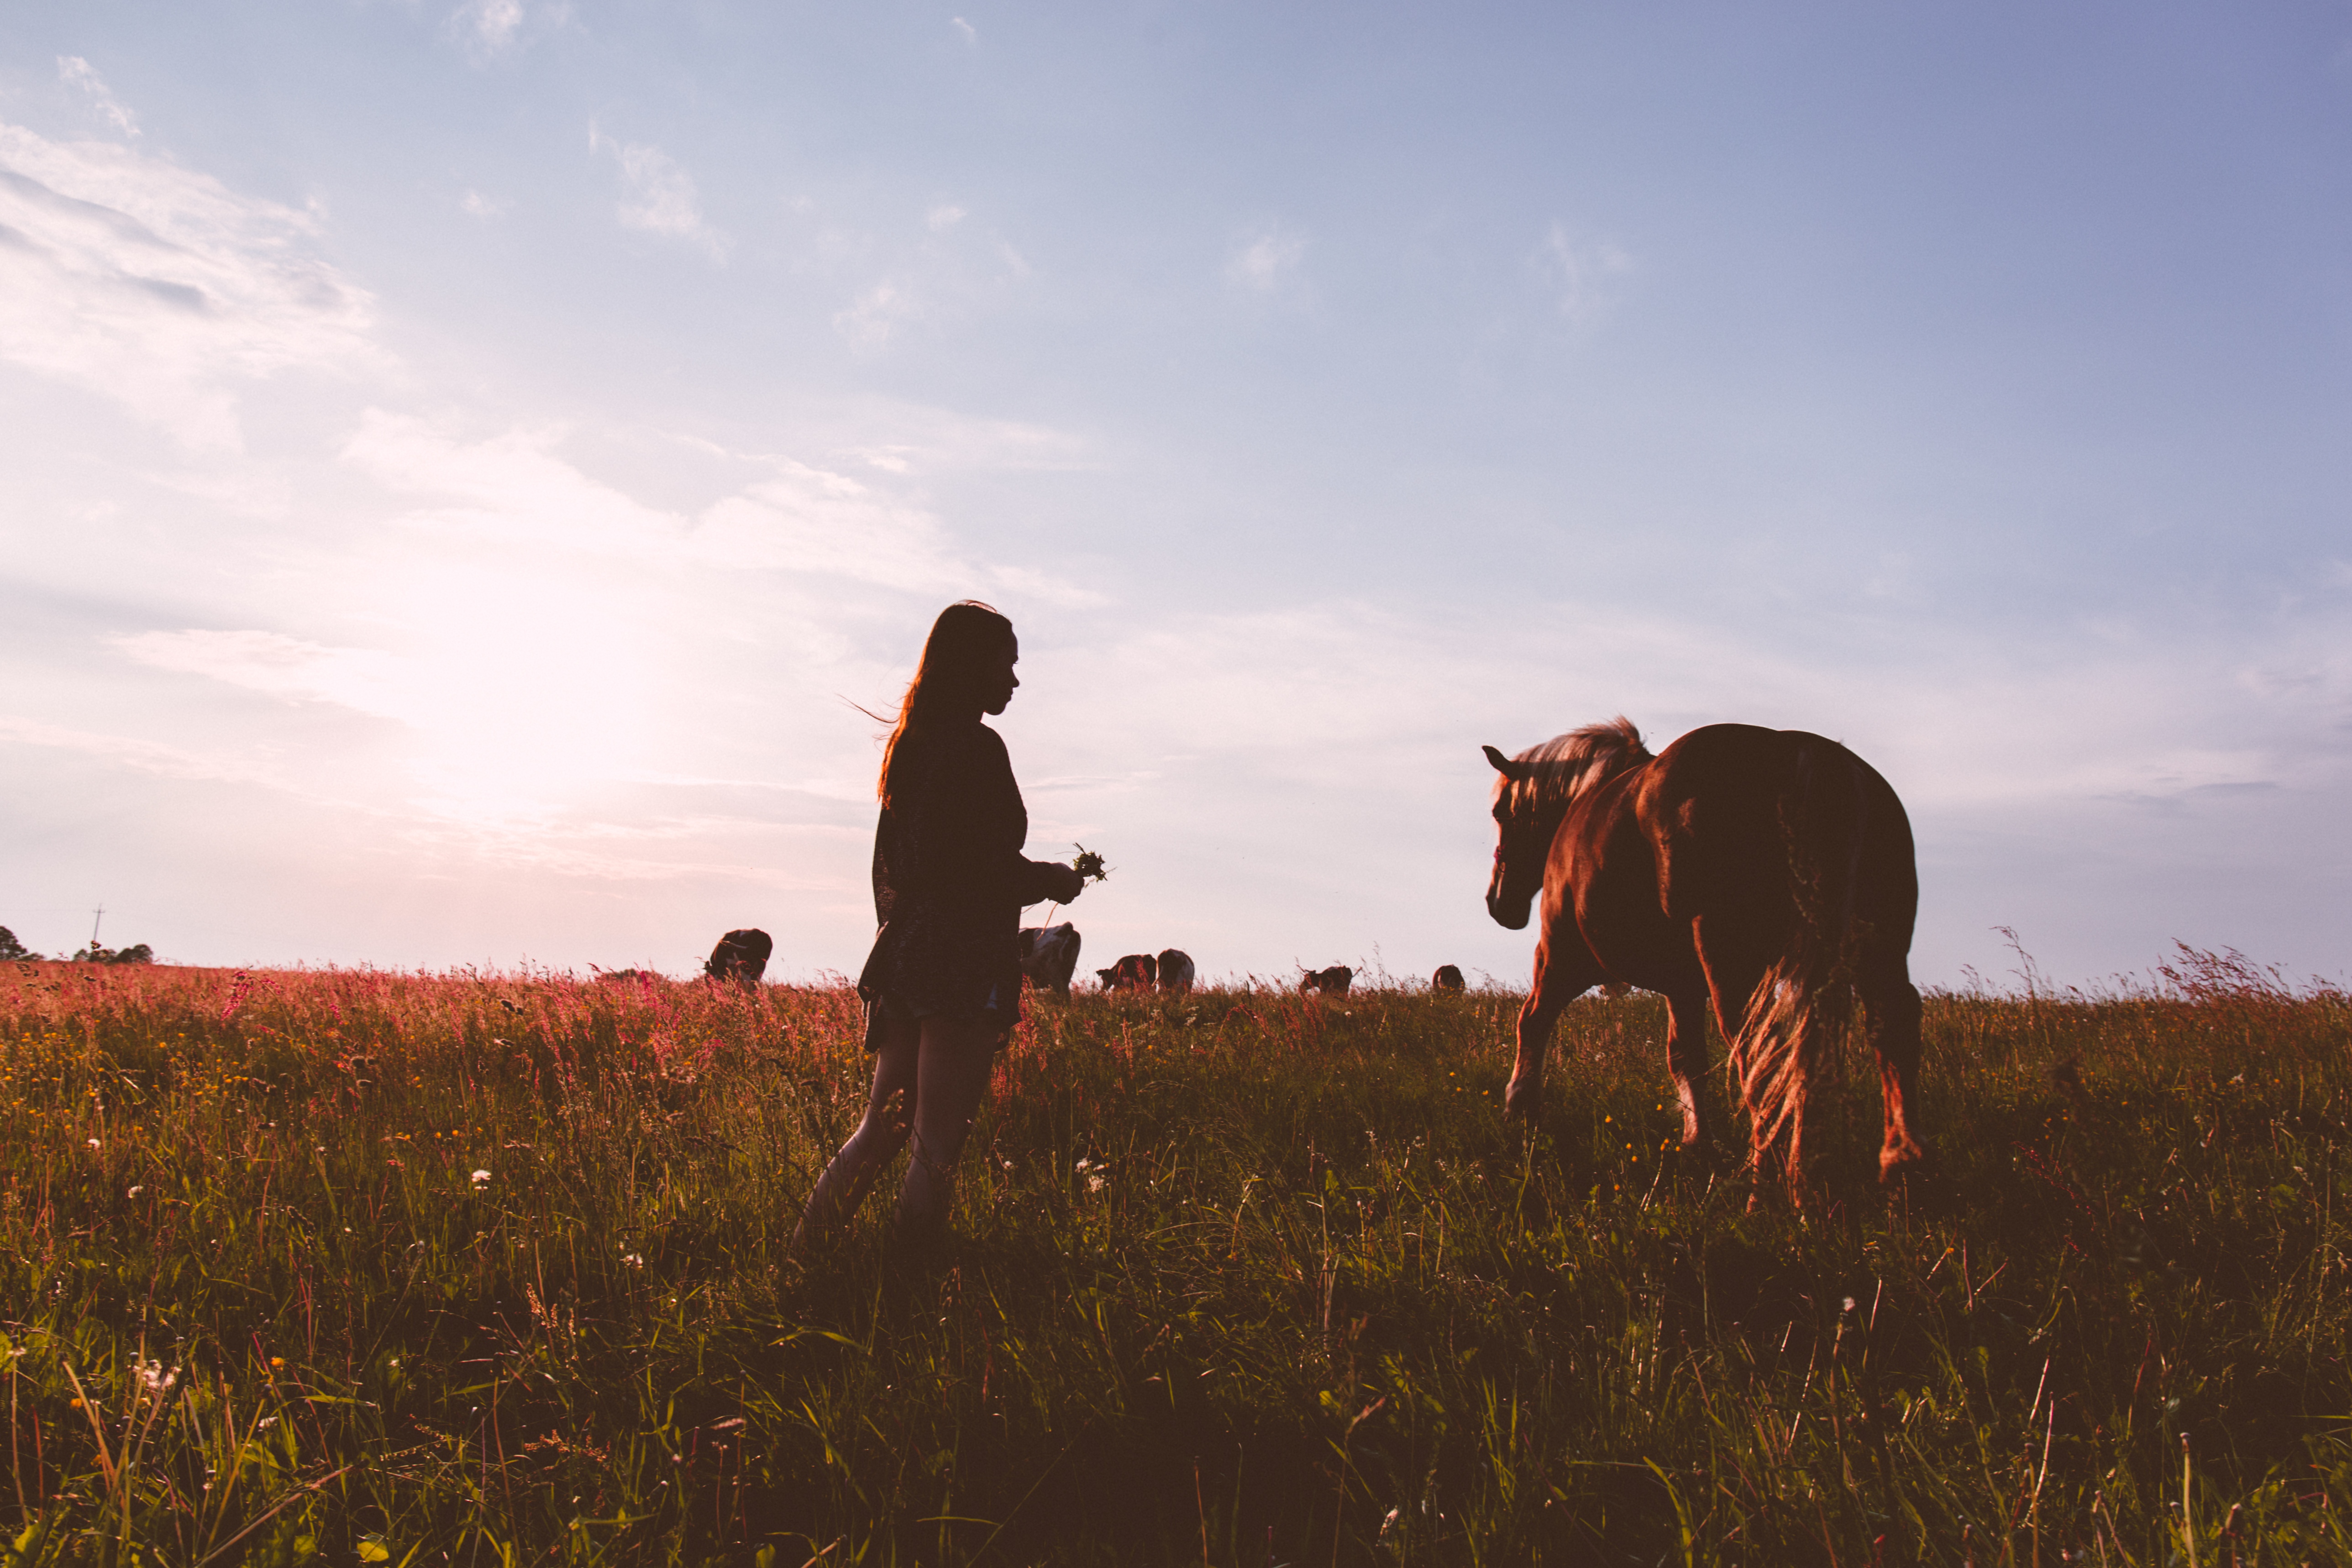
[1482,718,1925,1196]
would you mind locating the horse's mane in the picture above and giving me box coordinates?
[1498,716,1652,814]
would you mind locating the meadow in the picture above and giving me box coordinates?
[0,951,2347,1566]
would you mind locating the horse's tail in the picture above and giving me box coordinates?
[1728,737,1869,1193]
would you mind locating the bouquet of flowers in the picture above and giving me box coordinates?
[1070,844,1111,885]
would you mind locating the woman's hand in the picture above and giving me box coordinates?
[1045,862,1087,904]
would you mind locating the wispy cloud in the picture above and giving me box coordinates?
[0,121,378,448]
[56,58,139,139]
[459,189,509,220]
[1225,225,1304,292]
[1537,221,1633,323]
[589,128,726,259]
[0,713,279,786]
[833,280,918,348]
[950,17,977,46]
[447,0,564,58]
[113,630,411,720]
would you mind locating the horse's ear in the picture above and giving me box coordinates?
[1482,744,1526,779]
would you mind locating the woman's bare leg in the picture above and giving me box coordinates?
[895,1014,999,1237]
[792,1009,920,1249]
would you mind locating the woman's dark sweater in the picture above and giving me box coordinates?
[856,717,1065,1021]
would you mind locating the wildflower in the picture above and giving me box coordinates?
[84,1138,100,1150]
[471,1169,492,1186]
[621,1253,644,1269]
[1842,1296,1858,1314]
[126,1186,143,1198]
[136,1359,177,1395]
[1087,1174,1107,1194]
[269,1357,284,1369]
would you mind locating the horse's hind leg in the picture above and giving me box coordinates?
[1664,988,1722,1157]
[1859,953,1926,1180]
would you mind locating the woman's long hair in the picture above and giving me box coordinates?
[877,600,1014,808]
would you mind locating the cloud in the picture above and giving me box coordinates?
[454,0,525,52]
[1537,221,1633,323]
[950,17,977,45]
[1225,226,1304,292]
[833,280,918,347]
[589,129,726,259]
[56,58,139,139]
[342,409,1105,605]
[459,189,509,220]
[0,712,279,786]
[113,629,412,719]
[926,204,967,233]
[0,121,378,448]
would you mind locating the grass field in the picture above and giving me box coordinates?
[1,950,2347,1565]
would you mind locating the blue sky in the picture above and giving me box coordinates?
[1,2,2347,989]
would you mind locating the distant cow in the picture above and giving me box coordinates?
[1156,949,1197,994]
[1097,954,1158,991]
[1300,965,1353,996]
[1018,923,1083,999]
[704,928,772,986]
[1432,965,1465,992]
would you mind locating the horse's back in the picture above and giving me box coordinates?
[1636,724,1916,946]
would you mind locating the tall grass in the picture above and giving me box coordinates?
[0,950,2347,1564]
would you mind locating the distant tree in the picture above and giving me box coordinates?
[68,943,151,964]
[0,927,33,961]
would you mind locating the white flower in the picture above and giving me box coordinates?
[1842,1296,1858,1314]
[1086,1174,1106,1194]
[126,1186,143,1198]
[84,1138,100,1150]
[471,1169,492,1186]
[136,1359,177,1395]
[621,1253,644,1269]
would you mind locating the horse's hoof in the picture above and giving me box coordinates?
[1503,1080,1542,1121]
[1878,1143,1928,1184]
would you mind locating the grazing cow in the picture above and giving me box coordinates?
[1432,964,1465,992]
[1300,965,1353,995]
[1156,949,1197,994]
[704,928,772,986]
[1018,923,1083,999]
[1097,953,1158,991]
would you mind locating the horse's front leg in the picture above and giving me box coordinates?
[1507,944,1590,1122]
[1505,991,1560,1121]
[1664,988,1721,1156]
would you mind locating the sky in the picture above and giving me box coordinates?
[1,1,2347,990]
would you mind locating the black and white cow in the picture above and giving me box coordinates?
[703,928,772,986]
[1300,965,1353,996]
[1018,923,1083,999]
[1156,949,1197,995]
[1097,953,1158,991]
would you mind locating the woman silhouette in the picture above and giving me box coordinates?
[795,601,1086,1246]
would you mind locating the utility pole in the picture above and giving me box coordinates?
[90,905,104,947]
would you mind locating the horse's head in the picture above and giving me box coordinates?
[1481,719,1652,931]
[1482,744,1550,929]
